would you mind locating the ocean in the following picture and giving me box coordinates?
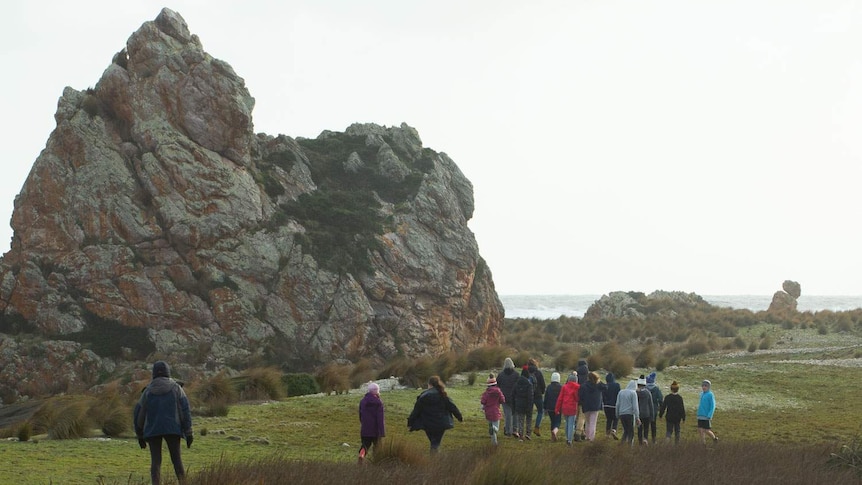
[500,294,862,320]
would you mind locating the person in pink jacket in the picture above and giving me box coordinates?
[481,374,506,445]
[555,373,581,446]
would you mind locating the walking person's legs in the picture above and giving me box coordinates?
[164,435,185,482]
[503,403,514,436]
[147,436,164,485]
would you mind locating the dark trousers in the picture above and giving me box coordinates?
[649,417,658,442]
[147,435,184,485]
[424,429,445,452]
[638,418,653,443]
[619,414,635,445]
[666,420,682,443]
[604,406,618,432]
[360,436,379,455]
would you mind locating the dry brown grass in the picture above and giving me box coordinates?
[176,439,858,485]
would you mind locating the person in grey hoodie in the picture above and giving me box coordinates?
[615,380,640,446]
[636,376,656,445]
[496,357,518,437]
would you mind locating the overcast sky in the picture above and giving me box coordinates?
[2,1,861,296]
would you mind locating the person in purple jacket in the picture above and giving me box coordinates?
[358,382,386,462]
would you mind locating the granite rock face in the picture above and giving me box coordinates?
[0,9,502,400]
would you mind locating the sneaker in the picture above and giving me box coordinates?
[513,433,520,439]
[551,429,558,442]
[534,429,541,437]
[611,429,619,440]
[524,434,532,441]
[713,436,719,443]
[566,441,572,447]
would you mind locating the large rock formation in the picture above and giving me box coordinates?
[767,280,801,313]
[0,9,502,401]
[584,290,708,320]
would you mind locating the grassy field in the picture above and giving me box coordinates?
[2,326,862,484]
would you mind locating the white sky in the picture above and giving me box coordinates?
[2,1,861,296]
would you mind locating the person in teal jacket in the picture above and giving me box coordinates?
[134,361,193,485]
[696,379,718,444]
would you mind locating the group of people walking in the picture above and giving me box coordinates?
[355,360,717,460]
[132,358,718,478]
[482,359,718,448]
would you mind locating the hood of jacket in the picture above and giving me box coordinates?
[625,380,637,391]
[148,376,178,396]
[606,373,616,384]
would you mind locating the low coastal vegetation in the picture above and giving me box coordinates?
[2,300,862,483]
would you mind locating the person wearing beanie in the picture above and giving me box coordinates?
[512,366,535,440]
[543,372,563,441]
[635,376,655,445]
[659,380,686,444]
[358,381,386,462]
[603,373,621,439]
[134,361,193,485]
[496,357,518,437]
[645,372,663,444]
[697,379,718,444]
[578,371,607,441]
[481,373,505,445]
[555,373,580,446]
[615,380,640,446]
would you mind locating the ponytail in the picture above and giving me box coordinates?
[428,375,447,398]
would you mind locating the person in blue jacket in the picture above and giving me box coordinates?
[134,361,193,485]
[697,379,718,444]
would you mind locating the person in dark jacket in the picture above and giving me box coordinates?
[133,361,193,485]
[645,372,663,444]
[574,359,590,439]
[543,372,563,441]
[578,371,607,441]
[659,380,686,444]
[603,372,621,439]
[635,375,655,445]
[512,366,535,440]
[358,382,385,462]
[496,357,518,437]
[527,358,546,436]
[408,375,463,452]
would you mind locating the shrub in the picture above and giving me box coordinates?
[31,396,93,440]
[89,394,129,437]
[283,373,320,397]
[349,359,376,389]
[401,357,435,389]
[238,367,285,401]
[468,372,477,386]
[193,372,237,408]
[466,346,511,371]
[17,421,32,442]
[369,437,428,467]
[828,435,862,473]
[748,341,758,352]
[317,363,352,395]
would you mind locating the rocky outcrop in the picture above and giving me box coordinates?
[584,290,708,320]
[767,280,801,313]
[0,9,502,401]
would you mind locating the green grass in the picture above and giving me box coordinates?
[3,328,862,483]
